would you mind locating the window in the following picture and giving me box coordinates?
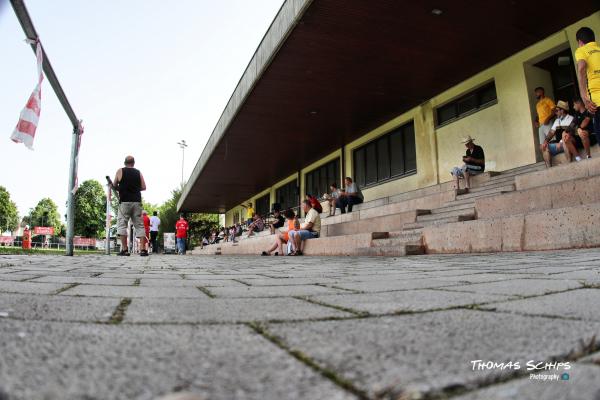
[255,194,270,217]
[233,211,240,224]
[436,81,497,126]
[305,158,340,199]
[353,121,416,188]
[275,180,298,211]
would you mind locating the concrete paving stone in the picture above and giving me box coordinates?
[125,297,353,323]
[232,277,364,286]
[481,288,600,321]
[59,285,206,298]
[309,289,513,315]
[139,278,247,287]
[99,273,184,280]
[330,278,464,293]
[0,320,352,400]
[544,269,600,284]
[441,278,583,297]
[207,284,346,298]
[0,293,119,322]
[265,310,600,398]
[0,274,41,281]
[452,363,600,400]
[0,281,66,295]
[29,276,137,286]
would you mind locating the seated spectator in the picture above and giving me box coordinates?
[269,209,285,234]
[288,200,321,256]
[541,101,575,167]
[235,223,243,237]
[323,183,341,217]
[335,177,364,214]
[247,214,264,237]
[262,209,298,256]
[451,135,485,190]
[569,98,596,159]
[202,237,209,247]
[305,194,323,214]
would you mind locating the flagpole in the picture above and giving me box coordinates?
[10,0,82,256]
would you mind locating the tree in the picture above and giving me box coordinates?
[157,188,182,240]
[0,186,19,233]
[29,198,61,232]
[74,180,107,238]
[188,213,219,246]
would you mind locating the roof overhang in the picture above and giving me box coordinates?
[179,0,599,213]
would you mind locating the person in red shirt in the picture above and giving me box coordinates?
[175,215,189,255]
[305,194,323,214]
[142,211,151,253]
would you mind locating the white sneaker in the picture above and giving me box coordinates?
[575,156,582,162]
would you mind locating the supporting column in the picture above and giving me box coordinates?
[105,183,112,255]
[65,126,79,256]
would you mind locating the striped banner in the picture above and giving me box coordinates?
[10,39,43,149]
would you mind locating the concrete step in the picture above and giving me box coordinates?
[357,244,425,256]
[455,184,515,201]
[417,207,475,222]
[402,213,476,230]
[429,202,476,215]
[371,234,422,248]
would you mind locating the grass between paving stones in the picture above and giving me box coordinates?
[248,322,370,400]
[231,278,251,286]
[197,286,215,298]
[294,296,370,317]
[53,283,80,295]
[109,298,132,324]
[0,247,103,255]
[133,278,141,286]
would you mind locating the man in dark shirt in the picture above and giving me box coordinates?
[113,155,147,256]
[451,136,485,190]
[570,98,596,159]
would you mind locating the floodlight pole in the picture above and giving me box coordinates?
[10,0,82,256]
[177,140,188,187]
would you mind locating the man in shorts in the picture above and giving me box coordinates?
[575,27,600,138]
[451,135,485,190]
[541,101,574,167]
[113,155,147,256]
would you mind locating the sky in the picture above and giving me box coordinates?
[0,0,284,220]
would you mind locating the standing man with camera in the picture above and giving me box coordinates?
[113,155,148,256]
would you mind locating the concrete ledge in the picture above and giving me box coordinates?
[424,202,600,253]
[477,175,600,219]
[321,210,418,237]
[515,157,600,191]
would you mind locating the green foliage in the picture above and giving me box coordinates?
[29,198,61,232]
[188,213,219,246]
[157,188,182,240]
[74,180,107,238]
[0,186,19,233]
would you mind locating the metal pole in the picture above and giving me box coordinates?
[65,127,78,256]
[177,140,187,187]
[105,183,111,255]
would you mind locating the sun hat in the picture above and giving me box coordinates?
[461,135,475,144]
[556,100,569,111]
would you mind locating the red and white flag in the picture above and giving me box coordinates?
[11,39,43,150]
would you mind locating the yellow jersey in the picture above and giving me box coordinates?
[536,97,555,125]
[246,207,254,219]
[575,41,600,103]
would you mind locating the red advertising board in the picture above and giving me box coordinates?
[34,226,54,235]
[73,237,96,246]
[0,236,14,244]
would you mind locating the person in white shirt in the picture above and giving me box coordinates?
[149,211,161,253]
[541,100,575,167]
[288,200,321,256]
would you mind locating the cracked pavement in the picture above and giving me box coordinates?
[1,249,600,400]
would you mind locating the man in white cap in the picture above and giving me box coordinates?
[451,135,485,190]
[541,100,575,167]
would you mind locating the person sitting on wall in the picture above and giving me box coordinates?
[305,194,323,214]
[569,98,596,159]
[269,209,285,235]
[451,135,485,190]
[323,183,341,217]
[246,214,265,237]
[541,100,575,167]
[262,209,299,256]
[335,177,364,214]
[288,200,321,256]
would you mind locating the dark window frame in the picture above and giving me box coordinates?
[305,158,341,199]
[435,81,498,128]
[255,194,271,218]
[275,179,298,211]
[352,121,417,190]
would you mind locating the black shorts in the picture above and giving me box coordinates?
[272,221,284,229]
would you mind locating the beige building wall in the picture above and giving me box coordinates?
[224,11,600,219]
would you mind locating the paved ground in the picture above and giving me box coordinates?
[1,249,600,400]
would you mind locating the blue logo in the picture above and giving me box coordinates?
[561,373,570,381]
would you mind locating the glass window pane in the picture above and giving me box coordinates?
[457,94,478,115]
[478,83,497,105]
[377,136,390,181]
[390,130,405,177]
[437,103,456,125]
[354,148,365,188]
[365,142,377,185]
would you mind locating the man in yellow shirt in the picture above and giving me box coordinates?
[241,202,254,225]
[575,26,600,138]
[534,87,556,145]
